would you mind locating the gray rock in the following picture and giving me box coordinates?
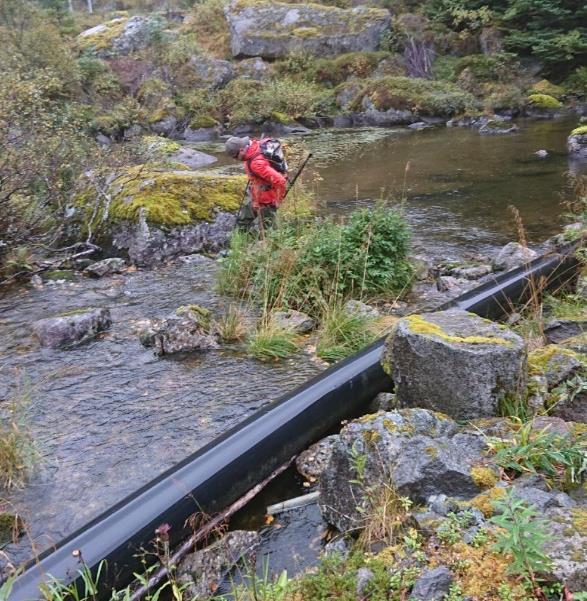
[411,567,453,601]
[112,210,236,267]
[169,147,217,170]
[356,568,374,596]
[544,319,587,345]
[530,416,571,437]
[30,274,43,288]
[479,120,518,135]
[367,392,396,412]
[177,254,216,265]
[178,530,260,599]
[188,55,235,89]
[567,131,587,158]
[225,1,391,59]
[543,508,587,592]
[139,305,219,355]
[33,308,112,348]
[450,264,492,280]
[343,299,380,318]
[271,309,315,334]
[183,126,218,142]
[427,494,459,517]
[296,435,339,481]
[535,149,549,157]
[537,347,583,389]
[382,310,527,420]
[512,477,575,512]
[84,258,126,278]
[150,115,178,137]
[492,242,538,272]
[549,391,587,423]
[319,409,488,532]
[408,121,429,130]
[323,536,350,558]
[436,275,469,293]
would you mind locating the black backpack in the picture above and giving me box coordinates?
[258,138,288,174]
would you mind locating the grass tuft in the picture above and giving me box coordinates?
[247,322,299,361]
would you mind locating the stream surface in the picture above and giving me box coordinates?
[0,117,585,570]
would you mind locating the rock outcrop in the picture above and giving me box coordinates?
[319,409,489,532]
[84,258,126,278]
[567,126,587,158]
[225,0,391,58]
[382,310,526,420]
[33,308,112,348]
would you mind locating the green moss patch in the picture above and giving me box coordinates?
[405,315,511,346]
[528,344,585,376]
[527,93,562,109]
[77,18,128,52]
[571,125,587,136]
[529,79,565,99]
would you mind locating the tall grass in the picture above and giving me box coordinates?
[0,383,37,490]
[247,321,299,361]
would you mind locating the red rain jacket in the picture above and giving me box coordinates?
[243,139,287,209]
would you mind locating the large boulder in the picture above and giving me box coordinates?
[382,310,527,420]
[567,126,587,159]
[139,305,219,355]
[225,0,391,59]
[77,16,163,58]
[319,409,489,532]
[76,168,246,266]
[33,308,112,348]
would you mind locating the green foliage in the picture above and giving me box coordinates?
[354,76,476,116]
[434,53,518,84]
[307,52,392,87]
[436,510,476,545]
[247,322,299,361]
[488,421,586,489]
[232,565,290,601]
[544,293,587,320]
[218,206,412,318]
[220,77,332,125]
[490,489,553,583]
[565,66,587,97]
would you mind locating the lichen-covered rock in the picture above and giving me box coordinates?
[544,319,587,345]
[567,126,587,158]
[139,305,219,355]
[188,55,236,89]
[178,530,260,599]
[528,345,584,389]
[225,0,391,59]
[296,435,339,481]
[511,475,575,513]
[543,507,587,592]
[492,242,538,272]
[479,119,518,135]
[382,310,526,420]
[319,409,489,532]
[84,258,126,278]
[411,567,453,601]
[236,57,273,81]
[77,16,163,58]
[32,308,112,348]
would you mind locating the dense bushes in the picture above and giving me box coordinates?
[218,205,413,316]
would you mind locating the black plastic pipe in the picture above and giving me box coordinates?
[10,243,578,600]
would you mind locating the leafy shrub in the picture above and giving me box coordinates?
[482,82,526,112]
[219,206,412,316]
[529,79,565,99]
[308,52,391,86]
[354,76,476,116]
[527,93,563,109]
[220,77,332,124]
[565,66,587,98]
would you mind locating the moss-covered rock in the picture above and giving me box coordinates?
[77,16,163,58]
[527,93,563,109]
[225,0,391,58]
[104,168,246,227]
[568,126,587,158]
[529,79,565,99]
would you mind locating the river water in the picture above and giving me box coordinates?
[0,117,584,570]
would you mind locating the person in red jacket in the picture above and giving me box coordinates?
[225,136,287,231]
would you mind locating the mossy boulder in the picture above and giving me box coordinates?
[225,0,391,58]
[77,16,163,58]
[345,76,476,118]
[529,80,565,100]
[319,409,490,533]
[382,310,527,420]
[568,125,587,158]
[527,93,563,110]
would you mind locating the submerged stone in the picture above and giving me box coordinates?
[382,310,526,420]
[32,308,112,348]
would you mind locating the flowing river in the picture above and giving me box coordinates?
[0,117,584,570]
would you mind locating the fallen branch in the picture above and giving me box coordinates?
[128,456,297,601]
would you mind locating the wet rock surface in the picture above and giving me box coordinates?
[319,409,488,532]
[296,435,339,481]
[382,310,526,420]
[139,304,219,355]
[411,567,453,601]
[492,242,538,271]
[32,308,112,348]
